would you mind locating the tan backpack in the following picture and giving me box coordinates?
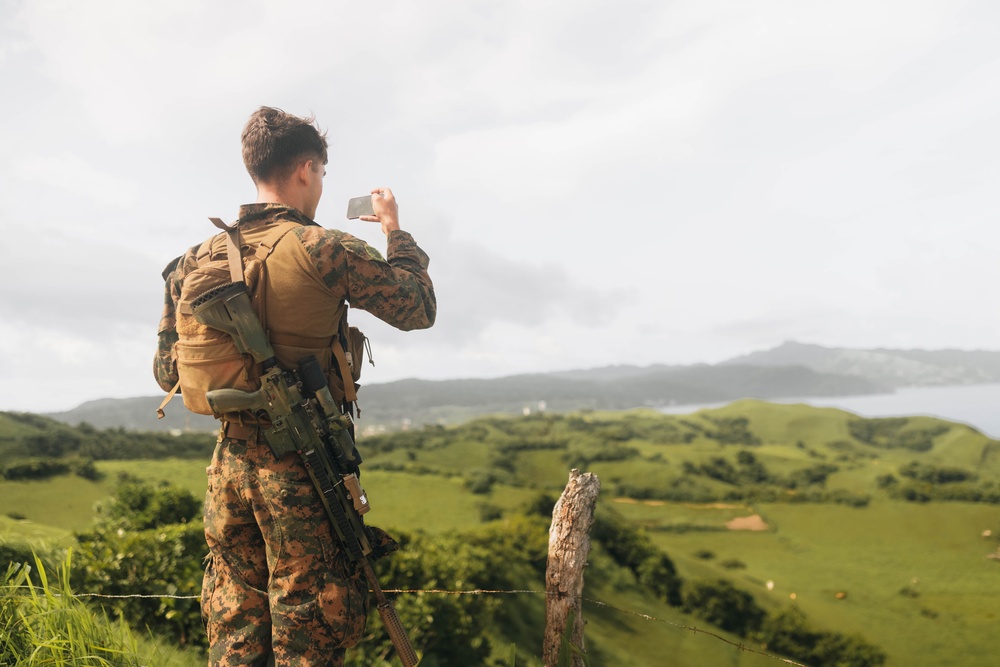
[155,219,296,417]
[158,217,371,419]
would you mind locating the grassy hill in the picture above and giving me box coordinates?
[42,361,885,433]
[2,403,1000,666]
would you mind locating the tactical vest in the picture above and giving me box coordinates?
[159,218,367,420]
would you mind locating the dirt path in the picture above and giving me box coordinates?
[726,514,769,531]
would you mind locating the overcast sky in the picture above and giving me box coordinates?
[1,0,998,413]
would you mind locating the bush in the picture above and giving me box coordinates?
[681,579,764,635]
[351,531,519,666]
[523,492,557,518]
[71,479,207,647]
[478,502,503,522]
[898,461,976,484]
[95,479,202,531]
[785,464,839,489]
[704,417,761,446]
[592,514,656,575]
[876,473,898,489]
[1,458,70,480]
[72,522,207,647]
[698,457,740,484]
[756,606,886,667]
[0,414,216,461]
[465,470,497,495]
[848,419,948,452]
[638,554,682,606]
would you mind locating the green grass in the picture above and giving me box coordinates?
[1,556,202,666]
[647,500,1000,666]
[581,548,783,667]
[98,458,210,498]
[413,437,491,471]
[4,402,1000,665]
[0,515,73,547]
[0,476,114,530]
[360,471,541,534]
[0,459,212,532]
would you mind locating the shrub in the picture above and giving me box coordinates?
[704,417,761,446]
[1,458,69,480]
[95,480,201,531]
[352,531,513,666]
[848,418,948,452]
[592,514,656,575]
[638,554,682,606]
[699,457,740,484]
[478,502,503,522]
[465,470,497,495]
[756,606,886,667]
[71,479,207,647]
[898,461,976,484]
[785,464,839,489]
[72,522,207,647]
[875,473,898,489]
[682,579,764,635]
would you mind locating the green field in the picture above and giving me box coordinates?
[636,501,1000,666]
[3,401,1000,666]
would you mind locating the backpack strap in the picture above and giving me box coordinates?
[209,217,245,283]
[332,337,358,404]
[156,382,180,420]
[254,223,299,261]
[206,217,300,272]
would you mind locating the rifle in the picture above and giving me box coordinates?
[192,280,419,666]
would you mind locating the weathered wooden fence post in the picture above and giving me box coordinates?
[543,469,601,667]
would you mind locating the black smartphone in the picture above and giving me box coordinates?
[346,195,375,219]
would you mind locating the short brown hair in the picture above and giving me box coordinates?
[241,107,328,184]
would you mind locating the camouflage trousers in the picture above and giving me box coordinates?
[201,427,368,666]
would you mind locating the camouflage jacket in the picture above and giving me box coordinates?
[154,203,436,391]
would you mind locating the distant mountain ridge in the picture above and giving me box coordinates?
[37,341,1000,432]
[723,341,1000,386]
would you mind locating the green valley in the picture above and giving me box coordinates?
[2,401,999,666]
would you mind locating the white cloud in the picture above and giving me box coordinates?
[0,319,157,412]
[19,152,140,209]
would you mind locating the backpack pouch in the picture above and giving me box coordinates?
[175,339,257,416]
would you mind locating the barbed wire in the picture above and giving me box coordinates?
[63,586,807,666]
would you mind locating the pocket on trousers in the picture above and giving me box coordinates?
[201,554,218,643]
[269,563,366,654]
[316,558,368,649]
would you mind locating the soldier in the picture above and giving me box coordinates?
[154,107,436,666]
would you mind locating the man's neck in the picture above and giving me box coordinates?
[256,186,300,210]
[254,173,317,219]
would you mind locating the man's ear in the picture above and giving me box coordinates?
[294,159,315,185]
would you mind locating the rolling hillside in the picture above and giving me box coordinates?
[3,402,1000,665]
[38,341,1000,434]
[44,357,886,433]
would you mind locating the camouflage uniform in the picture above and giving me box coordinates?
[155,203,435,666]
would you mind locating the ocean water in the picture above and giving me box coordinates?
[659,383,1000,438]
